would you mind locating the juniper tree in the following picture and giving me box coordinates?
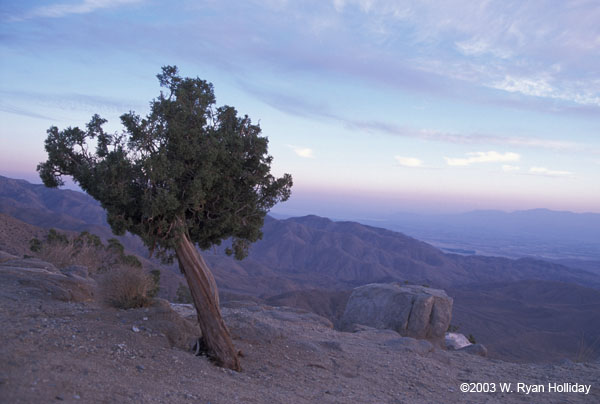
[37,66,293,370]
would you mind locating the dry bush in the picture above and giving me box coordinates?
[99,265,154,309]
[575,333,600,363]
[32,230,140,277]
[37,240,112,274]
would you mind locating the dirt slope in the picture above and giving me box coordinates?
[1,255,599,404]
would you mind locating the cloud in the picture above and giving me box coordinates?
[528,166,572,177]
[288,145,315,159]
[0,90,145,116]
[324,0,600,108]
[0,103,53,120]
[502,165,520,172]
[7,0,600,115]
[394,156,423,168]
[240,86,591,154]
[444,151,520,167]
[21,0,141,20]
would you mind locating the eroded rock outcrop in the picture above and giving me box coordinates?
[340,283,453,342]
[0,256,95,302]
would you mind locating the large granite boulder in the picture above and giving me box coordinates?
[341,283,453,341]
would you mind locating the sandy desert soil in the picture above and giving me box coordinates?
[1,255,599,404]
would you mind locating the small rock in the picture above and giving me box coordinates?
[132,326,140,333]
[136,365,145,371]
[457,343,487,357]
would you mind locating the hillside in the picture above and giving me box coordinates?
[1,258,599,403]
[3,175,598,294]
[2,175,600,363]
[220,215,600,291]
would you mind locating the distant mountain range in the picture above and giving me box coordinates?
[2,174,599,293]
[201,215,599,294]
[1,174,600,363]
[355,209,600,261]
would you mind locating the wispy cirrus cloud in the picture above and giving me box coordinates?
[444,151,520,167]
[324,0,600,108]
[0,103,53,120]
[16,0,142,20]
[0,90,145,116]
[347,121,588,153]
[528,166,572,178]
[6,0,599,113]
[243,85,591,154]
[502,165,520,173]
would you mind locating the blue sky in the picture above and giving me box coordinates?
[1,0,599,217]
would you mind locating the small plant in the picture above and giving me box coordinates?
[468,334,477,344]
[47,228,69,245]
[99,266,154,309]
[447,324,460,333]
[575,333,600,363]
[148,269,161,298]
[29,238,42,253]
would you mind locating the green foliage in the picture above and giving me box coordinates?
[175,283,192,304]
[74,231,102,249]
[106,238,125,255]
[468,334,477,344]
[38,66,292,260]
[29,238,42,253]
[447,324,460,333]
[47,228,69,245]
[148,269,161,298]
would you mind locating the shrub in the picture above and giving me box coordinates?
[99,266,154,309]
[35,233,112,273]
[468,334,476,344]
[148,269,161,298]
[31,229,142,275]
[575,333,600,363]
[29,238,42,253]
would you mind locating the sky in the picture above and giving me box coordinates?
[1,0,599,218]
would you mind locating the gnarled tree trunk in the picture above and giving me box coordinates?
[175,232,241,371]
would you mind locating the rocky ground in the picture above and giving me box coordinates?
[1,253,599,404]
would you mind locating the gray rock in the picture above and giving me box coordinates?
[61,265,89,279]
[445,332,472,350]
[226,312,283,343]
[145,299,200,349]
[0,258,59,273]
[264,307,333,329]
[0,264,95,302]
[169,303,197,320]
[457,343,488,357]
[340,283,453,341]
[383,337,434,355]
[318,340,344,352]
[0,251,18,262]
